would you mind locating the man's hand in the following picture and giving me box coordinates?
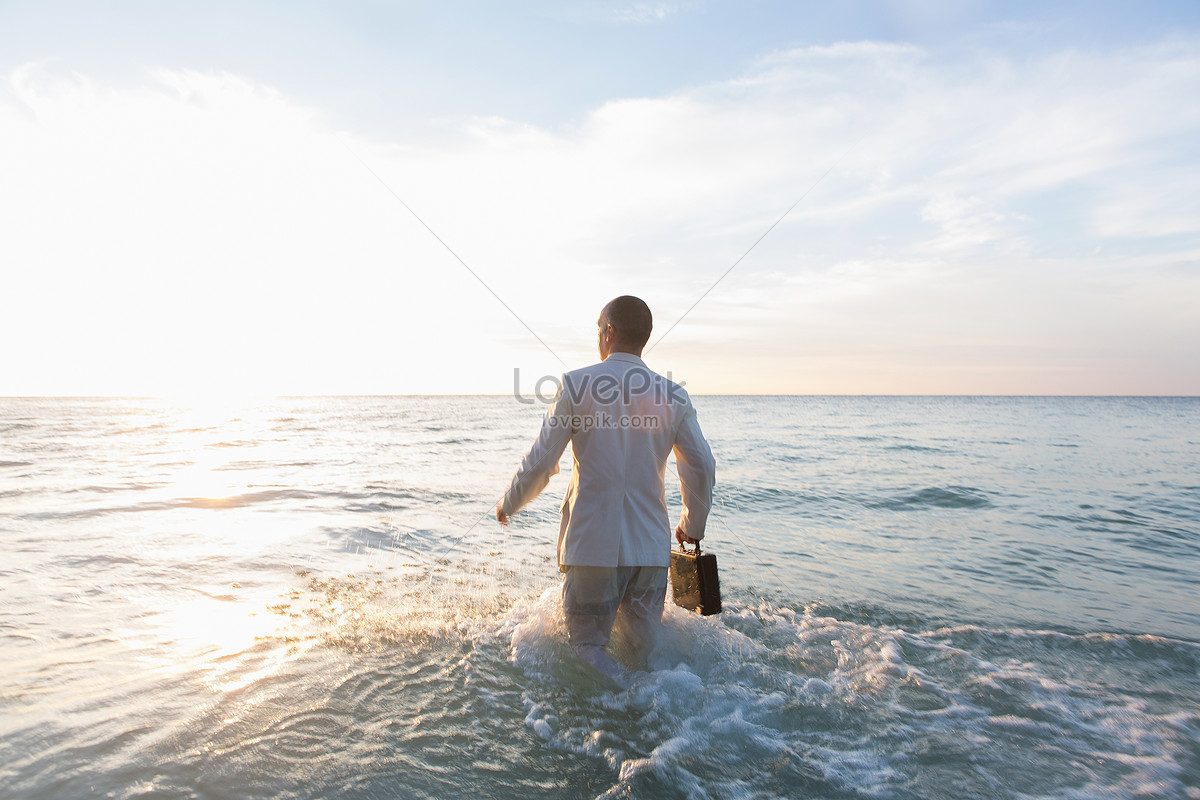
[496,503,509,526]
[675,525,698,547]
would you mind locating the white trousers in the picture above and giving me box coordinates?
[562,565,667,684]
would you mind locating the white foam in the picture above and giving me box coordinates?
[287,574,1200,799]
[501,592,1200,799]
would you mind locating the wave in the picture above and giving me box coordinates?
[10,484,465,521]
[717,484,995,515]
[15,488,325,519]
[505,592,1200,799]
[212,459,320,472]
[883,443,946,453]
[66,482,165,495]
[7,568,1197,800]
[870,485,992,510]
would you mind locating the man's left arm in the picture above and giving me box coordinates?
[672,401,716,543]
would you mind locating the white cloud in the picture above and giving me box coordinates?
[607,2,686,24]
[919,193,1012,252]
[3,36,1199,395]
[0,67,517,395]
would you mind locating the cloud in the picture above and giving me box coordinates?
[575,40,1199,392]
[919,193,1013,252]
[3,36,1199,394]
[0,66,519,395]
[606,2,688,24]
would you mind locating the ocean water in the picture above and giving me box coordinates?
[1,395,1197,799]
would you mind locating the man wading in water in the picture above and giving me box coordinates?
[497,295,716,685]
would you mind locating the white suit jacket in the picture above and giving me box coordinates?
[500,353,716,568]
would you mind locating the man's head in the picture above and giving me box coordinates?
[597,295,653,359]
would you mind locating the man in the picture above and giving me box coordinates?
[497,295,716,685]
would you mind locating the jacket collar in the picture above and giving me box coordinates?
[604,352,646,366]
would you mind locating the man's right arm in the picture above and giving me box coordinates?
[499,380,573,521]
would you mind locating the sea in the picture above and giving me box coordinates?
[1,395,1197,800]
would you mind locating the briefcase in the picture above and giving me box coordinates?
[669,542,722,616]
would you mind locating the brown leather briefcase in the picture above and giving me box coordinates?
[669,542,722,616]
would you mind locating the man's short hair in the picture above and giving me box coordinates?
[601,296,653,350]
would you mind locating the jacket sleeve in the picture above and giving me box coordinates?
[500,379,573,517]
[673,400,716,540]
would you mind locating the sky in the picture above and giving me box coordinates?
[2,0,1199,396]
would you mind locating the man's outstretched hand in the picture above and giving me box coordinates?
[496,503,509,526]
[675,525,699,547]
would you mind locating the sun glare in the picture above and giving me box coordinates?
[155,593,312,693]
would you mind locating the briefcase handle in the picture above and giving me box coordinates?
[678,540,702,556]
